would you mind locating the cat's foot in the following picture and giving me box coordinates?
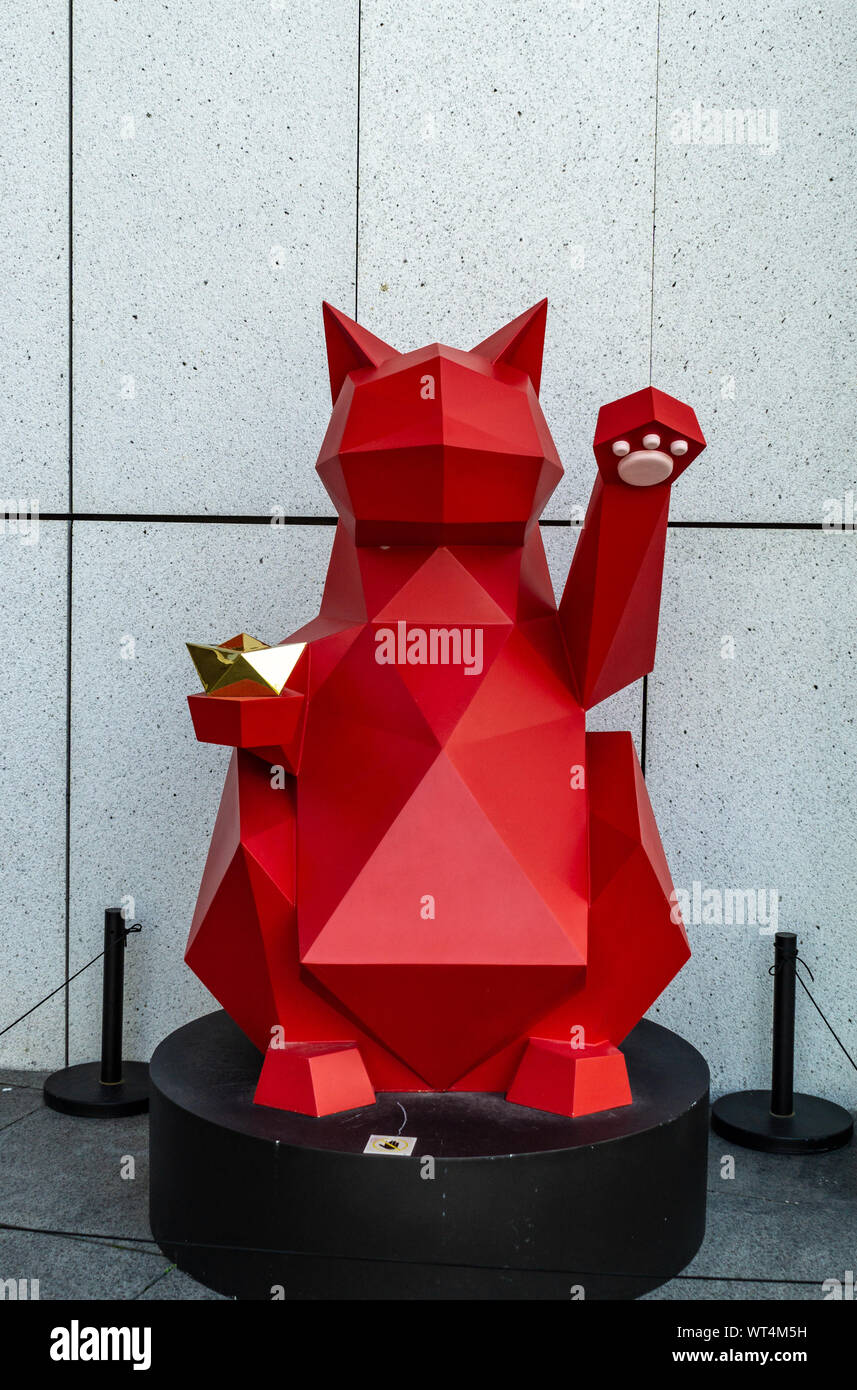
[254,1039,375,1116]
[506,1037,632,1118]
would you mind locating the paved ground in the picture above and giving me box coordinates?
[1,1070,853,1301]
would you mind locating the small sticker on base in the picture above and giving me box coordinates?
[363,1134,417,1156]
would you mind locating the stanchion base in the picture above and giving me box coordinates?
[149,1011,709,1300]
[43,1060,150,1118]
[711,1089,853,1154]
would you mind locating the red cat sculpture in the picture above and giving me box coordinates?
[185,300,706,1119]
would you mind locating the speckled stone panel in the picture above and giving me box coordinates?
[73,0,358,515]
[359,0,659,524]
[646,527,857,1108]
[0,2,68,508]
[0,523,68,1069]
[654,1,857,521]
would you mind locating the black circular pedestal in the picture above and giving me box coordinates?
[43,1061,150,1117]
[712,1090,853,1155]
[149,1011,709,1300]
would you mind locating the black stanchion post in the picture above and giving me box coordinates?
[770,930,796,1117]
[711,930,852,1154]
[100,907,126,1086]
[43,907,149,1118]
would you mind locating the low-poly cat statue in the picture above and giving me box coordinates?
[185,300,705,1120]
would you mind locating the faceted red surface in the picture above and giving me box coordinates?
[186,301,704,1117]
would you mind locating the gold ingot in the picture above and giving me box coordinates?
[220,633,267,652]
[187,634,305,696]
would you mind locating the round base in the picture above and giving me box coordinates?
[712,1090,853,1155]
[43,1061,150,1117]
[149,1012,709,1300]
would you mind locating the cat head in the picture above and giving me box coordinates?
[315,301,562,545]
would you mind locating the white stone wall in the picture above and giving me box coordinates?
[1,1,854,1107]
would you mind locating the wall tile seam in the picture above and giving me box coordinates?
[28,517,834,530]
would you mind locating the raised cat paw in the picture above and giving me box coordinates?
[593,386,706,486]
[611,432,689,487]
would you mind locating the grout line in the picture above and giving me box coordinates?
[648,0,661,386]
[63,522,72,1069]
[63,0,74,1067]
[0,1105,46,1135]
[37,513,338,525]
[133,1265,180,1299]
[668,520,829,529]
[354,0,361,322]
[68,0,73,518]
[0,1222,160,1256]
[31,514,833,531]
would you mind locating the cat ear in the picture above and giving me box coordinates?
[322,302,400,401]
[472,299,548,394]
